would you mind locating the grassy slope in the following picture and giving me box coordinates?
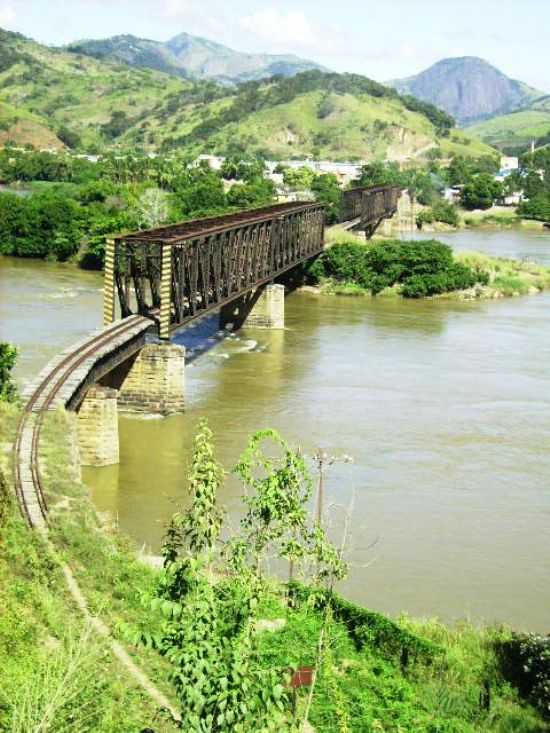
[124,86,495,161]
[0,32,190,149]
[467,97,550,150]
[0,31,494,161]
[0,404,179,732]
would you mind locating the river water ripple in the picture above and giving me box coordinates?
[1,228,549,631]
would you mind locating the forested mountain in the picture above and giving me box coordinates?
[68,32,325,85]
[389,57,543,125]
[131,70,493,161]
[0,29,494,161]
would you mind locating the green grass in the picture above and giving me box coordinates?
[253,591,547,732]
[1,400,547,731]
[0,403,179,732]
[455,250,550,293]
[467,108,550,151]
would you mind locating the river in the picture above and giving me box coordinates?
[1,228,549,631]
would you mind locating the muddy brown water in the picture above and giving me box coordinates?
[1,228,549,631]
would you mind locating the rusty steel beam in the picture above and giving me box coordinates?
[111,202,325,333]
[341,185,402,236]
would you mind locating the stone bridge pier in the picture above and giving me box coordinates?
[219,283,285,331]
[76,283,285,467]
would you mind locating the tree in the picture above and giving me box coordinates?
[461,174,502,211]
[0,343,17,402]
[226,178,275,208]
[57,125,81,150]
[142,421,292,732]
[311,173,341,224]
[135,188,171,229]
[282,166,315,190]
[447,156,472,186]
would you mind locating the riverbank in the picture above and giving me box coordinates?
[1,401,548,732]
[317,231,550,300]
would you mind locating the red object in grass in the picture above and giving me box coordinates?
[290,667,314,688]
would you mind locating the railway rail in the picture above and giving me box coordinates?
[13,315,151,528]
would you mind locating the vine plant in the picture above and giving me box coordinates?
[133,421,347,731]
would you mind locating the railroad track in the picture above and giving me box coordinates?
[13,315,151,529]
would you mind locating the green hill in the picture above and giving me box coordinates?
[121,71,496,161]
[467,96,550,153]
[0,28,190,150]
[0,29,496,161]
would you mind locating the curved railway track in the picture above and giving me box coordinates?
[11,315,182,721]
[13,315,149,528]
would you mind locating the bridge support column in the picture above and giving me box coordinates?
[220,284,285,331]
[117,343,185,416]
[77,386,119,466]
[103,239,116,326]
[159,244,173,341]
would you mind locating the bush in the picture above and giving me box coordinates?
[309,239,483,297]
[0,343,17,402]
[461,174,503,211]
[518,192,550,221]
[417,200,459,228]
[497,634,550,720]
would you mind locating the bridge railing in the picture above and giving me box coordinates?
[106,201,325,337]
[341,186,401,234]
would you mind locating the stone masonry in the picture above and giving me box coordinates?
[117,343,185,416]
[220,283,285,331]
[77,386,119,466]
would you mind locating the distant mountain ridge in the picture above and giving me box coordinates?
[0,28,495,161]
[68,32,326,85]
[388,57,544,125]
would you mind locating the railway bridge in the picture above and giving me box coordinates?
[14,187,400,528]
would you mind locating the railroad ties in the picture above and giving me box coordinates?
[14,316,152,528]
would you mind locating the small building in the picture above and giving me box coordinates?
[500,155,519,172]
[503,191,523,206]
[443,186,462,204]
[193,154,225,171]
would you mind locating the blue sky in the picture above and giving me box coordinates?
[1,0,549,90]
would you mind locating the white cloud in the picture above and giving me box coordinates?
[239,8,317,52]
[158,0,229,42]
[0,1,16,27]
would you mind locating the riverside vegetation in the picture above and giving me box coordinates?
[0,381,548,731]
[307,232,550,300]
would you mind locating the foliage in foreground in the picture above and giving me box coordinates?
[0,404,548,731]
[127,421,347,731]
[308,239,486,297]
[0,342,17,402]
[498,634,550,721]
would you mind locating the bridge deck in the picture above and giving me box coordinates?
[107,201,325,337]
[104,190,400,337]
[15,315,152,528]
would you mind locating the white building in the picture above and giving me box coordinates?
[500,155,519,172]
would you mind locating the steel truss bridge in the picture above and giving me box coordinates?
[104,186,401,337]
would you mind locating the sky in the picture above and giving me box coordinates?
[1,0,549,91]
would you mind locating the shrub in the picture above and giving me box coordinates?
[309,239,483,298]
[417,200,459,228]
[461,174,503,211]
[0,343,18,402]
[497,634,550,720]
